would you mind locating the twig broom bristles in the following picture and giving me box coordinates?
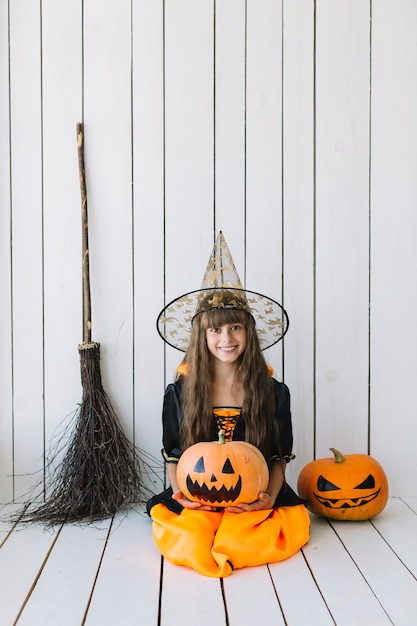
[14,123,161,525]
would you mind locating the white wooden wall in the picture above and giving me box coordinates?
[1,0,417,503]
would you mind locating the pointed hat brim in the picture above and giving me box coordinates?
[157,286,289,351]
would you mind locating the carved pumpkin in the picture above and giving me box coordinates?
[177,430,269,506]
[297,448,389,520]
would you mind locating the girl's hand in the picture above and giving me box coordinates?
[224,491,275,514]
[171,490,216,511]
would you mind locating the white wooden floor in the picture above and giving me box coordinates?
[1,498,417,626]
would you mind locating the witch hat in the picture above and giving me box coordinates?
[157,232,289,351]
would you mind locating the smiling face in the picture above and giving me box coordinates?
[206,322,247,364]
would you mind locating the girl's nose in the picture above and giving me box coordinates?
[220,328,232,341]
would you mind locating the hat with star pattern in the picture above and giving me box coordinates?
[156,232,289,351]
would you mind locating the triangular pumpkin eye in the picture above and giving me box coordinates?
[193,457,205,472]
[354,474,375,489]
[317,475,340,491]
[222,458,235,474]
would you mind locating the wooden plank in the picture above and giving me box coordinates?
[214,0,245,267]
[40,0,83,464]
[9,0,44,499]
[164,0,215,291]
[315,0,371,456]
[0,522,61,624]
[14,519,111,626]
[403,497,417,515]
[330,510,417,626]
[0,505,24,536]
[371,498,417,578]
[85,509,160,625]
[246,0,284,378]
[132,0,166,461]
[223,565,285,625]
[0,0,13,503]
[269,548,334,625]
[83,0,134,437]
[160,560,225,626]
[370,0,417,496]
[303,515,392,624]
[282,0,316,481]
[163,0,214,378]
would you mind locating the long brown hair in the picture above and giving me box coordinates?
[178,304,280,462]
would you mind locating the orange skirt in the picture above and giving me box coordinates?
[150,504,310,577]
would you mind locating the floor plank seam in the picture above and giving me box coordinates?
[300,542,337,625]
[81,516,115,626]
[157,556,164,626]
[266,564,288,625]
[400,497,417,516]
[369,518,417,583]
[220,577,230,626]
[13,524,64,625]
[328,521,395,625]
[0,502,31,549]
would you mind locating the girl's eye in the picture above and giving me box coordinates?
[231,325,242,331]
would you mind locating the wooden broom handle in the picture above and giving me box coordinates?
[76,123,92,344]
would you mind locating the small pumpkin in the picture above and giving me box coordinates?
[297,448,389,521]
[177,430,269,506]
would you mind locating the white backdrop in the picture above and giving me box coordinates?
[1,0,417,502]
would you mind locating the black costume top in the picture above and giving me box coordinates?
[147,376,306,514]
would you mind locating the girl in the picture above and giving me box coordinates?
[147,234,310,577]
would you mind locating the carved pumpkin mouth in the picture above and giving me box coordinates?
[313,487,381,509]
[185,474,242,504]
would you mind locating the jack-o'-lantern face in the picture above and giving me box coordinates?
[297,448,389,521]
[314,472,381,511]
[185,454,243,504]
[177,432,269,506]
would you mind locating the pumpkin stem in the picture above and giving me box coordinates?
[218,430,226,445]
[330,448,345,463]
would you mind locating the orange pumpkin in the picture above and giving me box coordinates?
[297,448,389,521]
[177,430,269,506]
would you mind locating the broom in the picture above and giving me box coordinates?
[15,123,161,525]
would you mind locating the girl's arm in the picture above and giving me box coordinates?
[263,459,286,504]
[167,461,180,494]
